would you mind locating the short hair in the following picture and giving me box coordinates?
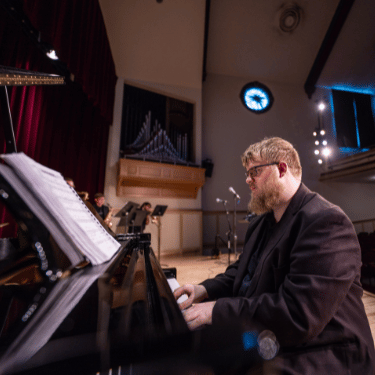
[140,202,151,209]
[241,137,302,178]
[94,193,104,199]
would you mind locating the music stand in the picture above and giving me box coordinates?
[128,209,148,234]
[151,205,168,217]
[151,205,168,261]
[114,201,139,234]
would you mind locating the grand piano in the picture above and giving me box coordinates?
[0,67,264,375]
[0,175,265,375]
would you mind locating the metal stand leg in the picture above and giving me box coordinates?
[0,86,17,153]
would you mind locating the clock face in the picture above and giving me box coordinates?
[240,82,274,113]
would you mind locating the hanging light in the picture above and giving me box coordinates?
[322,147,331,157]
[318,102,326,111]
[313,99,330,165]
[46,49,59,60]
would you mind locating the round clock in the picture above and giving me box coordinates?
[240,82,274,114]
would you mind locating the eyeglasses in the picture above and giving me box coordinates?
[245,162,279,179]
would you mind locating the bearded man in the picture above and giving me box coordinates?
[174,137,375,374]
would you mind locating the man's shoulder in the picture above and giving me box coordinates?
[295,185,350,225]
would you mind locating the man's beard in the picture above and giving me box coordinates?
[248,174,282,215]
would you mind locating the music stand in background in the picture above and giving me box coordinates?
[114,201,139,234]
[151,205,168,261]
[129,209,148,234]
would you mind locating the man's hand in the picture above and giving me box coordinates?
[173,284,208,311]
[182,301,216,330]
[173,284,214,330]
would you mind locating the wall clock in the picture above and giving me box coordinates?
[240,82,274,114]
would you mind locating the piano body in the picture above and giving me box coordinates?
[0,179,263,375]
[0,229,194,375]
[0,66,198,374]
[0,67,264,375]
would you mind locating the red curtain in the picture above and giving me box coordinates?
[0,2,117,238]
[23,0,117,125]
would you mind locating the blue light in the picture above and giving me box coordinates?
[244,88,270,111]
[329,92,337,141]
[353,99,360,148]
[339,147,370,155]
[240,82,273,113]
[242,331,257,351]
[320,84,375,96]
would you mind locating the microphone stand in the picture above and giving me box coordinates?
[222,201,232,266]
[232,195,240,260]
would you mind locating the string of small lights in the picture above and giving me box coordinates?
[313,101,330,165]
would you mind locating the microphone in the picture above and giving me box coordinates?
[216,198,227,204]
[229,186,240,200]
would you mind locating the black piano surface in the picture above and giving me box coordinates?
[0,232,198,375]
[0,179,264,375]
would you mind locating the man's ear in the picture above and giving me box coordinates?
[278,162,287,177]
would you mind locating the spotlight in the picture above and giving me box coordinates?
[322,140,327,146]
[322,147,331,157]
[320,130,325,136]
[46,50,59,60]
[314,150,319,155]
[313,131,317,137]
[315,140,319,145]
[318,159,323,164]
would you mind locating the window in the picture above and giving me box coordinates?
[331,89,375,149]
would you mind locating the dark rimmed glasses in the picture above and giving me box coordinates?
[245,162,279,179]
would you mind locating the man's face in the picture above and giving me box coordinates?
[245,161,282,215]
[142,204,152,213]
[95,197,105,207]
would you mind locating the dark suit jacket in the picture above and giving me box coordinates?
[201,183,375,374]
[92,203,109,221]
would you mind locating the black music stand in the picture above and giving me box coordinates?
[151,205,168,217]
[151,205,168,261]
[114,201,139,234]
[128,209,148,234]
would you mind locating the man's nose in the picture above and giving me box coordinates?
[246,175,254,184]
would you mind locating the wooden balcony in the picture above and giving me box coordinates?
[117,158,205,199]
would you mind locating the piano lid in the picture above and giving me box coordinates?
[0,65,65,86]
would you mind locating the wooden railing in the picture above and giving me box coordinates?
[352,218,375,234]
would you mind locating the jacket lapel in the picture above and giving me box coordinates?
[233,216,265,294]
[244,183,312,297]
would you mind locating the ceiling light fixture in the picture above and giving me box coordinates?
[278,4,302,33]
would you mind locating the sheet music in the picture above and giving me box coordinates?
[0,153,120,265]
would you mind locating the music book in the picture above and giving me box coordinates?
[0,152,121,266]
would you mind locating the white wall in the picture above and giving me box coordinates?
[201,73,375,245]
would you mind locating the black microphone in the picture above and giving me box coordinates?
[216,198,228,204]
[229,186,240,200]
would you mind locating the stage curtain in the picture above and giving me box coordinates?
[0,3,116,238]
[23,0,117,125]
